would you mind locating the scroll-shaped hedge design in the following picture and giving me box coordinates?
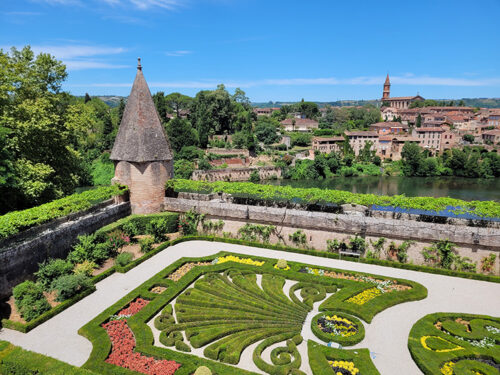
[158,270,317,374]
[408,312,500,375]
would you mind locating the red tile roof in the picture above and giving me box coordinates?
[415,127,445,132]
[344,131,378,137]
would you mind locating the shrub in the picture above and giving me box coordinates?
[115,252,133,267]
[73,260,97,276]
[34,259,73,290]
[289,230,307,247]
[52,274,93,302]
[194,366,212,375]
[249,170,260,182]
[146,218,170,243]
[91,242,114,264]
[67,234,97,264]
[178,210,204,236]
[276,259,288,269]
[139,236,155,253]
[480,253,497,273]
[326,239,347,253]
[12,281,50,322]
[174,340,191,352]
[122,221,139,239]
[107,229,130,250]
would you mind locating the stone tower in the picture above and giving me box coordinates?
[110,59,173,214]
[382,74,390,100]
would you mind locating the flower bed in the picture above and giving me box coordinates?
[166,261,212,281]
[329,360,360,375]
[311,312,365,346]
[346,287,382,305]
[212,254,265,266]
[408,313,500,375]
[102,297,181,375]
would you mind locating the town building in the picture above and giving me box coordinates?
[381,74,424,109]
[344,131,379,155]
[280,118,319,132]
[369,121,409,135]
[253,107,280,116]
[488,110,500,127]
[414,127,444,153]
[377,135,421,161]
[482,129,500,145]
[311,136,344,154]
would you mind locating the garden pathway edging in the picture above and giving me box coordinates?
[0,240,499,375]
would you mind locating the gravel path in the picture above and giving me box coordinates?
[1,240,499,374]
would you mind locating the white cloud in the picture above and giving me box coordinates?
[74,75,500,89]
[37,0,186,10]
[165,50,192,57]
[129,0,183,10]
[4,11,43,16]
[2,44,129,71]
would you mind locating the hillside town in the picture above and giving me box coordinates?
[249,75,500,163]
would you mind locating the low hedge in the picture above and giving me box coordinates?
[310,311,365,346]
[0,185,127,242]
[94,212,179,242]
[168,178,500,219]
[408,312,500,375]
[308,340,380,375]
[0,340,99,375]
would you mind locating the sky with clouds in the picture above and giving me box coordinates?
[1,0,499,101]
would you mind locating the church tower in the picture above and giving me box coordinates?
[382,74,390,100]
[110,59,173,214]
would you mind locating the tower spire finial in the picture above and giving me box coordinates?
[137,57,142,71]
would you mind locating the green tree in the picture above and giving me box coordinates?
[401,142,423,176]
[174,159,195,179]
[164,92,192,117]
[297,101,319,119]
[117,98,125,124]
[416,113,422,128]
[152,91,167,122]
[254,117,280,144]
[462,134,475,143]
[166,117,198,152]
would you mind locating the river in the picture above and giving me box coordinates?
[263,176,500,202]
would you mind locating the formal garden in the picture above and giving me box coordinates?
[0,191,499,374]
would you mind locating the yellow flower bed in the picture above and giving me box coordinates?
[328,360,360,375]
[216,255,265,267]
[420,336,464,353]
[273,264,290,271]
[346,287,381,305]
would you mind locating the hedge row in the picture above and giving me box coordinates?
[408,312,500,375]
[0,340,99,375]
[168,178,500,218]
[0,185,127,242]
[307,340,380,375]
[79,249,427,375]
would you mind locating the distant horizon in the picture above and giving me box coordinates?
[2,0,499,101]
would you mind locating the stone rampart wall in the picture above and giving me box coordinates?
[164,197,500,274]
[192,167,282,182]
[0,201,131,298]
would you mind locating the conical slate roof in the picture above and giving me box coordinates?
[110,59,173,162]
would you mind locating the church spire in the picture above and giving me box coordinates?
[382,73,391,100]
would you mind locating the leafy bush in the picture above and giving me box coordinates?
[73,260,97,276]
[289,230,307,247]
[115,252,133,267]
[276,259,288,269]
[194,366,212,375]
[67,234,97,264]
[238,223,275,243]
[35,259,73,290]
[249,170,260,182]
[91,242,114,264]
[480,253,497,273]
[146,218,170,243]
[107,229,130,250]
[139,236,155,253]
[12,281,50,322]
[52,274,92,302]
[169,179,500,219]
[179,210,204,236]
[0,185,126,241]
[122,221,139,239]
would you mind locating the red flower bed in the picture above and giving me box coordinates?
[102,298,181,375]
[118,298,150,316]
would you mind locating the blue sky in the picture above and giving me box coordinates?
[1,0,500,102]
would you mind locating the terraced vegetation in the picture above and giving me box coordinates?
[79,251,426,374]
[408,313,500,375]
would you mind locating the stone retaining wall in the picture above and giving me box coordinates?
[164,197,500,274]
[192,166,282,182]
[0,201,131,299]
